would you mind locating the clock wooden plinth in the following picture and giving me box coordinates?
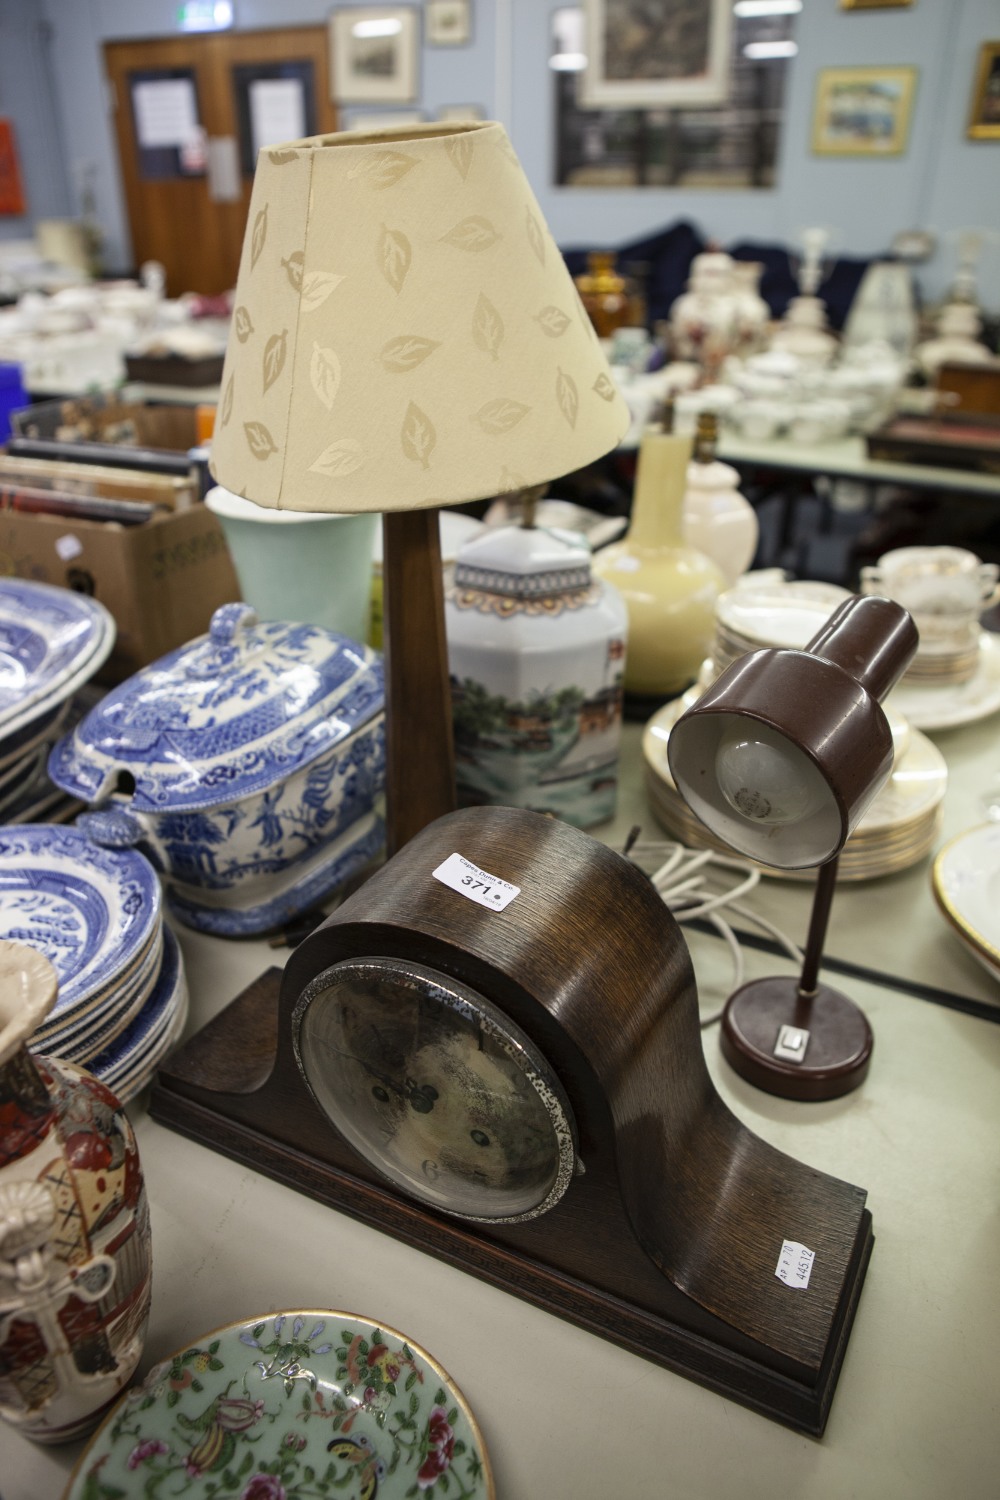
[151,807,874,1436]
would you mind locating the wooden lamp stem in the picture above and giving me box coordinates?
[381,509,457,856]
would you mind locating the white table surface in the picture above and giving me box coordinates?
[7,708,1000,1500]
[716,433,1000,498]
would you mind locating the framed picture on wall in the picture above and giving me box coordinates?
[329,7,419,104]
[425,0,471,47]
[840,1,913,10]
[968,40,1000,139]
[581,0,733,109]
[812,65,917,156]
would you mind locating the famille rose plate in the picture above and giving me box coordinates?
[65,1312,495,1500]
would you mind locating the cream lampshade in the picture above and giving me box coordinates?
[208,121,630,850]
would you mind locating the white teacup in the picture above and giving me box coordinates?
[860,545,1000,653]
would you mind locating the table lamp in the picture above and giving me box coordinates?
[208,122,630,853]
[668,594,918,1100]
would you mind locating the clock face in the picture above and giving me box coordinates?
[292,957,578,1223]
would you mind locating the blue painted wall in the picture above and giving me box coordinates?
[1,0,998,308]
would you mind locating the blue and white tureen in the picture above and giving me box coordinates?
[48,603,385,936]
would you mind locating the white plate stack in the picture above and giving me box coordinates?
[0,824,188,1101]
[0,578,115,821]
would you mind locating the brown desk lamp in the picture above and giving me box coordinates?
[668,593,918,1100]
[207,121,630,855]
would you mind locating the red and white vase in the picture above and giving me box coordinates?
[0,942,152,1443]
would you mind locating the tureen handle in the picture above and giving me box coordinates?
[76,807,146,851]
[209,601,259,648]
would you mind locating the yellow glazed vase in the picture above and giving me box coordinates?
[594,432,726,697]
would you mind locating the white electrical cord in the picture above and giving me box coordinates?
[623,836,804,1027]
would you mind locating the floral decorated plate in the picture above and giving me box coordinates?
[66,1311,494,1500]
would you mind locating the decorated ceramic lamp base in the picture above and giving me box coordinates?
[720,978,874,1102]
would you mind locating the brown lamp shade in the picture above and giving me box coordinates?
[208,121,630,513]
[668,595,918,869]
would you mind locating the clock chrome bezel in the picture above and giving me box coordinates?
[291,956,579,1224]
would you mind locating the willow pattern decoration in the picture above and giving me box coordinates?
[581,0,733,110]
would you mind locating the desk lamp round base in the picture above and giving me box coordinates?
[720,977,873,1101]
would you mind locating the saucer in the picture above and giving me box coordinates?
[931,823,1000,984]
[887,633,1000,731]
[66,1310,494,1500]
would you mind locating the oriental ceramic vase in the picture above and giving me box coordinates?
[0,941,152,1443]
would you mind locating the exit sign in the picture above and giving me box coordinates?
[178,1,234,30]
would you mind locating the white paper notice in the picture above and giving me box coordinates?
[133,78,200,148]
[775,1240,815,1289]
[433,853,520,911]
[55,534,83,562]
[249,78,307,157]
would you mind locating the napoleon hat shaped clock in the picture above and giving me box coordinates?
[153,804,873,1436]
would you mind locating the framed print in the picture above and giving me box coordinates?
[968,40,1000,139]
[581,0,733,109]
[330,7,419,104]
[812,66,917,156]
[436,103,485,122]
[840,1,913,9]
[341,108,425,131]
[426,0,471,46]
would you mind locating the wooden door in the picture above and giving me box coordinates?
[104,27,337,297]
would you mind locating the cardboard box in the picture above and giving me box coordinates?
[13,394,203,451]
[0,502,241,682]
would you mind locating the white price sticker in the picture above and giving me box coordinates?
[775,1240,815,1290]
[433,852,520,912]
[55,534,83,562]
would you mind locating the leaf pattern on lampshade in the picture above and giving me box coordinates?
[310,343,341,409]
[441,217,501,252]
[301,272,345,311]
[525,209,545,266]
[263,331,287,394]
[377,335,441,373]
[250,205,268,269]
[402,403,436,469]
[379,227,412,292]
[244,421,277,460]
[498,466,527,492]
[471,399,530,435]
[220,375,234,427]
[309,438,365,477]
[281,253,304,291]
[472,294,504,361]
[445,134,474,180]
[556,369,579,428]
[268,149,300,166]
[348,150,418,188]
[234,307,255,343]
[534,306,570,338]
[593,372,617,402]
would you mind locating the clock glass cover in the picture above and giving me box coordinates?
[293,957,578,1223]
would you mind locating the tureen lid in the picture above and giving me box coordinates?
[48,603,384,812]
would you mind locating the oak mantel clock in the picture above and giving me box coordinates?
[152,805,872,1436]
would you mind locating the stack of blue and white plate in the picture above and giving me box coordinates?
[0,823,188,1101]
[0,579,115,822]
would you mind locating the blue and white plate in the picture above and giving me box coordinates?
[87,924,188,1102]
[0,579,115,741]
[0,824,161,1017]
[35,925,165,1062]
